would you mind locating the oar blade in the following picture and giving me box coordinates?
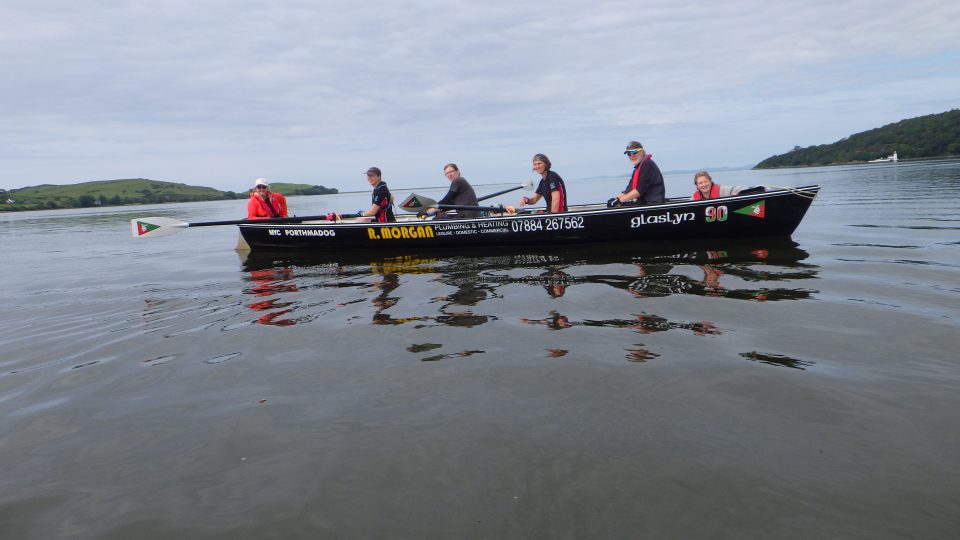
[131,217,189,238]
[399,193,438,212]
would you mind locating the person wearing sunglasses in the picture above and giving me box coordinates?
[519,153,568,213]
[608,141,665,207]
[246,178,289,219]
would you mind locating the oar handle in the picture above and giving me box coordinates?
[188,213,342,227]
[437,204,532,214]
[438,204,502,213]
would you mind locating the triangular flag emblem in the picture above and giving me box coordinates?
[735,200,765,218]
[400,195,423,210]
[136,221,160,236]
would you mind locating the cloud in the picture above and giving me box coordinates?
[1,0,958,190]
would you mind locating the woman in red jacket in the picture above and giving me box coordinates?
[692,171,747,200]
[246,178,288,219]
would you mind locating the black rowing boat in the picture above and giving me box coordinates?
[235,185,820,251]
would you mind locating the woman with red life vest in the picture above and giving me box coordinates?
[608,141,665,207]
[518,153,568,213]
[246,178,288,219]
[691,170,746,200]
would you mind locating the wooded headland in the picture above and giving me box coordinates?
[0,178,337,212]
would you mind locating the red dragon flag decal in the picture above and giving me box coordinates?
[399,194,429,211]
[735,200,766,219]
[135,220,161,236]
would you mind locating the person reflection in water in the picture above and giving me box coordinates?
[520,310,572,330]
[692,321,719,336]
[429,260,493,327]
[541,268,571,298]
[627,262,675,298]
[627,346,659,363]
[371,273,401,325]
[247,268,298,325]
[546,283,566,298]
[700,265,724,292]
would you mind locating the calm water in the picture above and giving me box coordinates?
[2,160,959,539]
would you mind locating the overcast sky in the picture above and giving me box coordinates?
[2,0,958,192]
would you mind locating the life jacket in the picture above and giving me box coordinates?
[247,192,287,218]
[549,173,568,213]
[628,154,654,192]
[372,182,396,222]
[538,171,568,212]
[692,184,721,201]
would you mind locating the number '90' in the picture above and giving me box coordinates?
[705,206,728,223]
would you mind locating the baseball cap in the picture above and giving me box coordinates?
[253,178,269,188]
[624,141,644,155]
[365,167,381,176]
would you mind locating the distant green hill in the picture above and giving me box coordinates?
[0,178,338,212]
[755,109,960,169]
[268,182,338,196]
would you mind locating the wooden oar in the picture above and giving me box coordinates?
[131,213,344,239]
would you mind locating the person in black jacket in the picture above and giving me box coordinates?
[425,163,480,219]
[519,153,568,213]
[358,167,396,222]
[609,141,665,207]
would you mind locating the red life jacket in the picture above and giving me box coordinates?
[693,184,720,201]
[247,192,288,219]
[629,154,654,192]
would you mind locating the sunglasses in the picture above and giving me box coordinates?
[623,150,641,156]
[255,185,269,190]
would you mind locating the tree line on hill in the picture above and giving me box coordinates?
[0,180,337,212]
[755,109,960,168]
[0,187,242,211]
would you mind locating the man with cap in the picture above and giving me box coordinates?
[608,141,665,207]
[358,167,396,222]
[246,178,289,219]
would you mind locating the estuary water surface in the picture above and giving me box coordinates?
[2,160,959,538]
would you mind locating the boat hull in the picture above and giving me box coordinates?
[238,185,820,251]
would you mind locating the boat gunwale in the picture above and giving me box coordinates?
[237,185,821,229]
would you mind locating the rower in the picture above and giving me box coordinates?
[424,163,481,219]
[608,141,665,207]
[247,178,288,219]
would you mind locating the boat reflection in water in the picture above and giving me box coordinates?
[587,246,816,302]
[238,238,817,336]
